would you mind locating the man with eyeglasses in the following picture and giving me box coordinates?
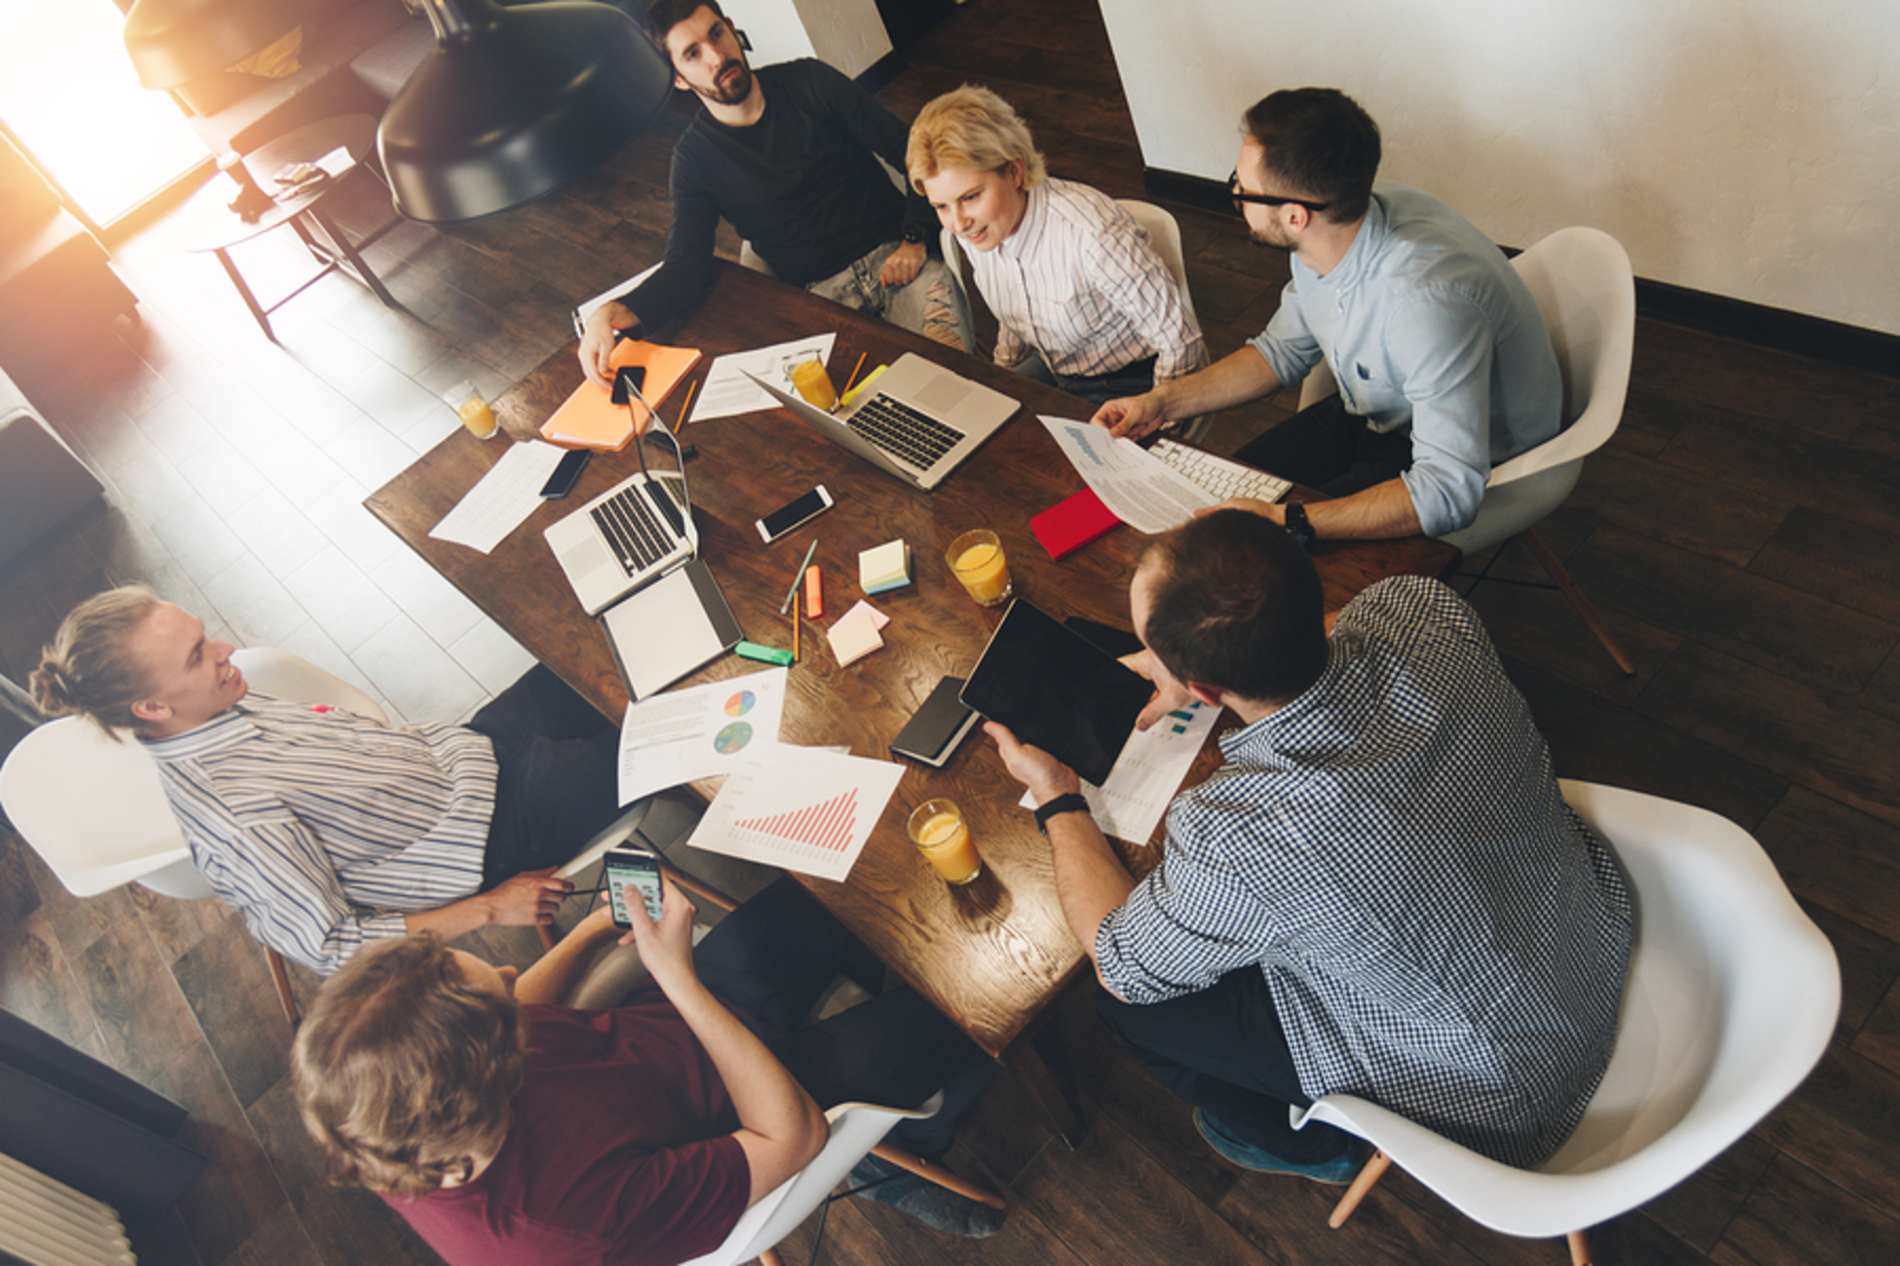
[1094,88,1561,546]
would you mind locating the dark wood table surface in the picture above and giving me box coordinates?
[367,261,1458,1061]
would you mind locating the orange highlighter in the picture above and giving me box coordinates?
[804,565,824,619]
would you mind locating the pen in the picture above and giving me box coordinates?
[840,352,868,399]
[676,378,698,429]
[792,603,800,663]
[780,539,818,614]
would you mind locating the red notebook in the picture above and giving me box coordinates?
[1032,488,1121,560]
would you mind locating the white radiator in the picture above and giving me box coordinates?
[0,1152,136,1266]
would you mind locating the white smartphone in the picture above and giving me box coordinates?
[601,845,664,927]
[756,485,833,543]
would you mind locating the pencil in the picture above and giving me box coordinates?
[676,378,698,428]
[780,538,819,614]
[792,602,800,662]
[840,352,868,400]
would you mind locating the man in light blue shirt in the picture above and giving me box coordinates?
[1095,88,1560,542]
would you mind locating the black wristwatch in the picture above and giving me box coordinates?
[1283,501,1315,550]
[900,222,930,245]
[1034,793,1091,834]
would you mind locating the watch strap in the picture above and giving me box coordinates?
[1034,792,1092,834]
[1284,501,1315,548]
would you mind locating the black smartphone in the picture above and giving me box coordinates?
[756,485,833,543]
[611,365,647,405]
[601,845,664,928]
[539,448,591,499]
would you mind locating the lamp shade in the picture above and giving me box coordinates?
[380,0,675,224]
[122,0,327,89]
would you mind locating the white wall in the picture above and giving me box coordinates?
[1101,0,1900,336]
[725,0,893,78]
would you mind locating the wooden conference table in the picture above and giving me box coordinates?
[368,261,1457,1096]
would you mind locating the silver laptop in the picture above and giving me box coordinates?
[545,426,698,615]
[745,352,1019,490]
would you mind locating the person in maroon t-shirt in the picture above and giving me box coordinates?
[292,877,999,1265]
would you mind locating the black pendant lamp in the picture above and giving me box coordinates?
[122,0,328,88]
[379,0,675,224]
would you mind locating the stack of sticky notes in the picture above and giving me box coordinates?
[828,600,889,667]
[859,540,911,595]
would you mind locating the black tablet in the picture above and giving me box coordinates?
[959,600,1152,786]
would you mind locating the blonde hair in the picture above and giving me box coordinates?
[293,935,527,1198]
[29,587,164,738]
[907,84,1047,194]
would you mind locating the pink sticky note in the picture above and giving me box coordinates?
[839,598,888,630]
[827,606,885,667]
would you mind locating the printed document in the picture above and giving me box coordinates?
[616,668,788,805]
[1020,699,1220,844]
[687,745,904,883]
[1040,416,1217,533]
[692,334,838,422]
[427,440,567,553]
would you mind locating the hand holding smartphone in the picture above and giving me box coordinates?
[602,845,664,926]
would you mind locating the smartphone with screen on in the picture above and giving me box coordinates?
[601,845,664,928]
[756,485,833,543]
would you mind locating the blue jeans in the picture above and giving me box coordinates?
[805,241,974,354]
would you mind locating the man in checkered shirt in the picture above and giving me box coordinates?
[987,510,1632,1179]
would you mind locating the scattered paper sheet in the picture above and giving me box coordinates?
[687,745,905,882]
[427,440,568,553]
[1039,416,1217,533]
[1019,700,1220,844]
[692,334,837,422]
[616,668,788,806]
[573,262,662,337]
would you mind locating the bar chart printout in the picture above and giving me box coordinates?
[688,745,904,882]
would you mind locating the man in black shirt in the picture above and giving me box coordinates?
[580,1,969,386]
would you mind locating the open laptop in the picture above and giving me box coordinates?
[745,352,1019,490]
[545,424,698,616]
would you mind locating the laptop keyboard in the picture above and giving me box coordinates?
[591,479,684,576]
[1149,438,1292,505]
[847,394,961,470]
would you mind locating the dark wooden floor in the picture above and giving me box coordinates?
[4,0,1899,1262]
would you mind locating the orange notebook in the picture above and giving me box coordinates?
[541,341,701,451]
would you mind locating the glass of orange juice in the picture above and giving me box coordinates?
[444,379,498,440]
[788,356,838,411]
[946,529,1012,607]
[907,799,982,885]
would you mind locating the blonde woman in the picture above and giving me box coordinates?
[908,84,1205,403]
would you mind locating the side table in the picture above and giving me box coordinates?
[179,114,402,341]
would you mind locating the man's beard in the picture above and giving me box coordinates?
[1248,224,1294,254]
[702,58,753,106]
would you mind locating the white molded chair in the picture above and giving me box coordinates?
[1296,780,1840,1265]
[679,1092,1005,1266]
[0,648,386,1025]
[1116,199,1212,442]
[1298,226,1638,672]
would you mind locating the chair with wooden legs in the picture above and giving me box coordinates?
[1297,226,1640,673]
[1295,780,1838,1265]
[678,1091,1005,1266]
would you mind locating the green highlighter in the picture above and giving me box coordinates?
[734,641,794,667]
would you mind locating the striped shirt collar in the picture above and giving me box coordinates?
[994,180,1051,264]
[141,699,260,761]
